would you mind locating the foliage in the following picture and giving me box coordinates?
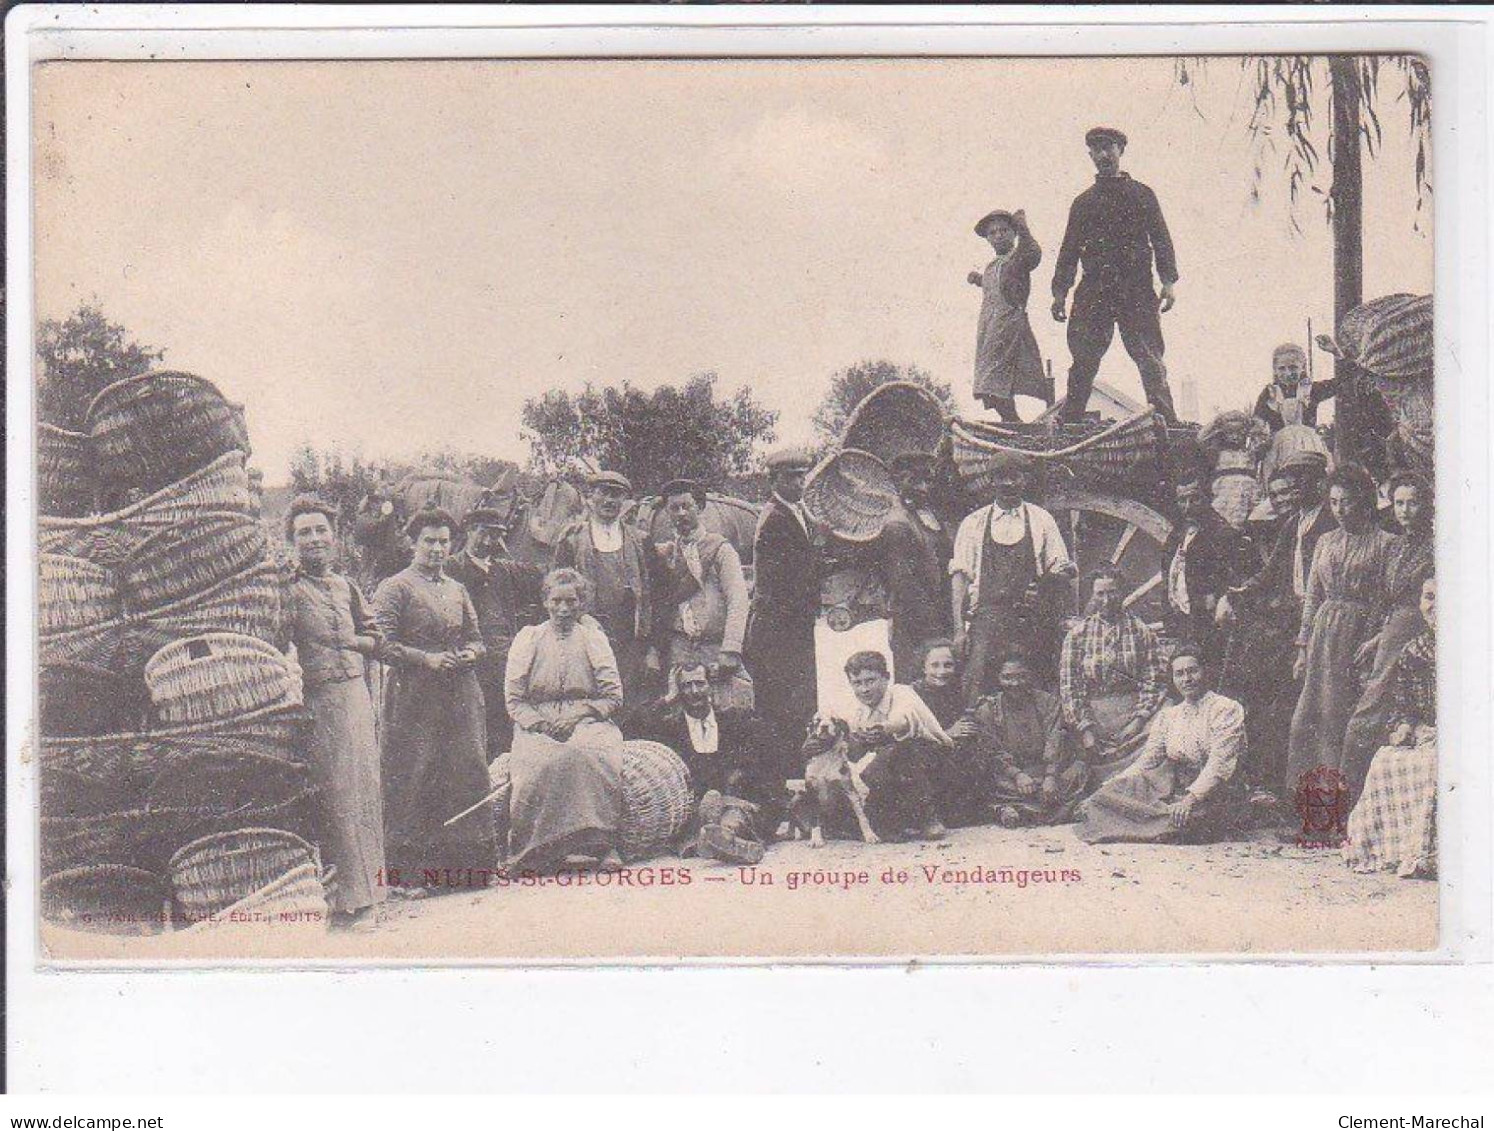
[1174,55,1431,231]
[811,359,954,445]
[520,372,778,495]
[36,302,164,430]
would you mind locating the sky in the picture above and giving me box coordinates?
[32,57,1433,484]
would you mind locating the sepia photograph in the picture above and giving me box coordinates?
[25,50,1443,962]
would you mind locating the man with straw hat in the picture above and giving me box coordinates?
[552,469,654,707]
[949,450,1076,701]
[746,447,820,760]
[1051,126,1181,424]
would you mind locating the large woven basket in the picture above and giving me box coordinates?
[39,661,146,737]
[1324,293,1432,384]
[121,512,268,611]
[40,617,126,672]
[144,632,302,726]
[38,423,95,518]
[802,448,899,543]
[842,382,947,464]
[40,763,134,821]
[86,371,251,495]
[951,409,1160,494]
[41,805,223,875]
[145,746,308,816]
[39,552,120,636]
[39,701,309,789]
[168,828,320,922]
[618,739,693,862]
[40,865,169,936]
[182,860,329,930]
[128,562,287,667]
[39,452,254,568]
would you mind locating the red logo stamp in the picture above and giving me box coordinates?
[1293,766,1349,847]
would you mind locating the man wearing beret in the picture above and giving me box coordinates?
[1052,126,1181,425]
[746,447,821,770]
[552,469,654,707]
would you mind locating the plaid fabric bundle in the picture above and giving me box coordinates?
[1344,740,1437,878]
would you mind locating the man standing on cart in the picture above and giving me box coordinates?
[1051,126,1181,425]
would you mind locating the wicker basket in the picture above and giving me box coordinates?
[842,382,947,464]
[39,702,309,788]
[952,409,1160,494]
[1325,293,1432,383]
[40,865,169,936]
[38,552,120,636]
[128,562,287,666]
[121,512,268,611]
[183,860,329,930]
[145,746,308,815]
[618,739,693,862]
[39,452,254,568]
[41,805,223,875]
[38,423,95,518]
[144,633,301,726]
[40,764,133,821]
[168,828,320,922]
[802,448,898,543]
[39,662,147,737]
[40,617,126,672]
[86,371,251,495]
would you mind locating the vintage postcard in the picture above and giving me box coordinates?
[25,52,1441,962]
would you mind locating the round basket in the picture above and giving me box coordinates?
[40,662,147,737]
[184,860,328,930]
[145,746,308,816]
[40,617,126,672]
[168,827,320,922]
[86,371,251,496]
[38,452,254,569]
[1330,293,1432,383]
[128,562,287,668]
[144,632,301,726]
[38,423,95,517]
[618,739,693,862]
[802,448,899,543]
[39,552,120,636]
[41,805,223,876]
[41,865,169,936]
[40,763,134,821]
[842,381,947,464]
[121,512,268,611]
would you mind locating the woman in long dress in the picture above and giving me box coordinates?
[1077,645,1246,844]
[372,507,496,895]
[285,496,387,929]
[1286,464,1397,793]
[504,568,627,873]
[969,208,1046,420]
[1341,472,1434,804]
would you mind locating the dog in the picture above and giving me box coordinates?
[788,715,879,848]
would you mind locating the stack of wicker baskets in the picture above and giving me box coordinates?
[37,370,323,937]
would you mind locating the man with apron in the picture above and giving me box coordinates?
[949,452,1077,702]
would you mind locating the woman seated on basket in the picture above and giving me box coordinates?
[503,567,627,874]
[1076,644,1246,845]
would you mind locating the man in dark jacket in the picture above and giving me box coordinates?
[1052,126,1181,424]
[445,506,544,760]
[745,448,820,776]
[1162,465,1251,664]
[879,451,954,682]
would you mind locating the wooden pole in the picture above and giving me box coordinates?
[1330,55,1366,463]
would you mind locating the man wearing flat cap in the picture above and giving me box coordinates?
[746,448,820,763]
[1052,126,1181,425]
[445,498,545,759]
[949,451,1076,701]
[552,469,654,707]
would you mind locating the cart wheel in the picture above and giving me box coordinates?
[1045,486,1175,632]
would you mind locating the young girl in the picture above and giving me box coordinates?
[969,208,1046,421]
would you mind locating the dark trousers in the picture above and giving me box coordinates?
[1064,280,1177,422]
[860,738,937,836]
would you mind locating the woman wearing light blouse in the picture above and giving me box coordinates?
[1077,645,1246,844]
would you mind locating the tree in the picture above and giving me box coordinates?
[36,302,164,430]
[811,360,954,445]
[520,372,778,495]
[1174,54,1430,465]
